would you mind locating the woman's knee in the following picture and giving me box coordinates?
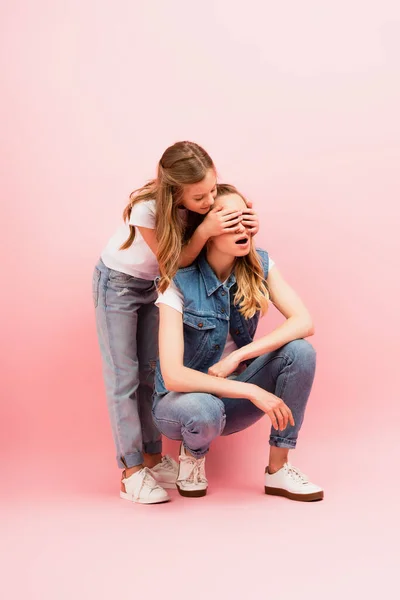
[184,395,226,437]
[153,392,225,439]
[284,339,316,371]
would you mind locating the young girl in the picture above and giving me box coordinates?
[153,184,323,502]
[93,142,259,504]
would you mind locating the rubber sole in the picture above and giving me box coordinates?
[265,486,324,502]
[176,484,207,498]
[120,491,170,504]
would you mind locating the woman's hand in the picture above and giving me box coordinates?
[200,206,244,239]
[208,353,241,378]
[241,200,259,236]
[250,387,295,431]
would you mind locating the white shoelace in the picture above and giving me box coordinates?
[180,455,207,484]
[160,456,175,471]
[285,463,309,485]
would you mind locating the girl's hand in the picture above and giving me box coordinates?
[241,203,259,236]
[200,206,244,239]
[208,353,241,378]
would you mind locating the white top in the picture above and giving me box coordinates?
[101,199,159,279]
[156,257,275,360]
[101,200,188,280]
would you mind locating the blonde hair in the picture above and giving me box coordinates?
[120,141,214,292]
[215,184,270,319]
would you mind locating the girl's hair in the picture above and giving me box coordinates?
[214,184,270,319]
[120,141,215,292]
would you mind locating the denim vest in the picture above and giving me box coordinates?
[154,248,270,396]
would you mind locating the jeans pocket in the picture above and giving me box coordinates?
[108,269,132,283]
[92,268,101,307]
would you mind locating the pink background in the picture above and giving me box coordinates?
[1,1,399,598]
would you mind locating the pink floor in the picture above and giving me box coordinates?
[2,430,396,600]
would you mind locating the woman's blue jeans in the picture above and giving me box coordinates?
[152,340,316,458]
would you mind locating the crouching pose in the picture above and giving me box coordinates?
[152,184,323,502]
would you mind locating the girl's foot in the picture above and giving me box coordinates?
[120,467,170,504]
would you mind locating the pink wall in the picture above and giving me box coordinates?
[2,1,399,486]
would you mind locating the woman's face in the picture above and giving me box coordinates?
[180,169,217,214]
[209,193,252,257]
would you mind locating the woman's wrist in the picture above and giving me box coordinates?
[243,382,262,403]
[234,338,275,364]
[233,346,250,364]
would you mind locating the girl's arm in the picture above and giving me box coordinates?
[137,207,247,268]
[158,304,294,430]
[181,200,260,264]
[138,224,209,268]
[178,223,210,267]
[209,266,314,377]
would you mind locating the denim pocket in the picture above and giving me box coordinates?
[108,269,132,282]
[92,268,101,307]
[109,269,156,294]
[182,313,216,368]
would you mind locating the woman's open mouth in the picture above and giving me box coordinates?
[235,236,249,245]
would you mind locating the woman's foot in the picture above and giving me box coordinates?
[120,467,170,504]
[176,444,208,497]
[264,463,323,502]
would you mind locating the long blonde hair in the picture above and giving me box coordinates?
[215,184,270,319]
[120,141,214,292]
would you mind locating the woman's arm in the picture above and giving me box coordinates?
[209,266,314,377]
[158,304,294,430]
[239,266,314,359]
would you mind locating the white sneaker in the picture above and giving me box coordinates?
[150,455,179,489]
[264,462,324,502]
[176,444,208,498]
[120,467,170,504]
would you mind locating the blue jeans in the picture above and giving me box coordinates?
[93,259,162,468]
[152,339,316,458]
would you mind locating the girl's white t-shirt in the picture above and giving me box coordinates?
[101,199,159,279]
[155,258,275,360]
[101,200,188,280]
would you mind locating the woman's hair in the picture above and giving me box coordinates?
[214,184,270,319]
[120,141,215,292]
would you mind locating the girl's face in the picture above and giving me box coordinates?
[209,193,252,257]
[180,169,217,214]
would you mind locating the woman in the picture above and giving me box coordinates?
[152,184,323,502]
